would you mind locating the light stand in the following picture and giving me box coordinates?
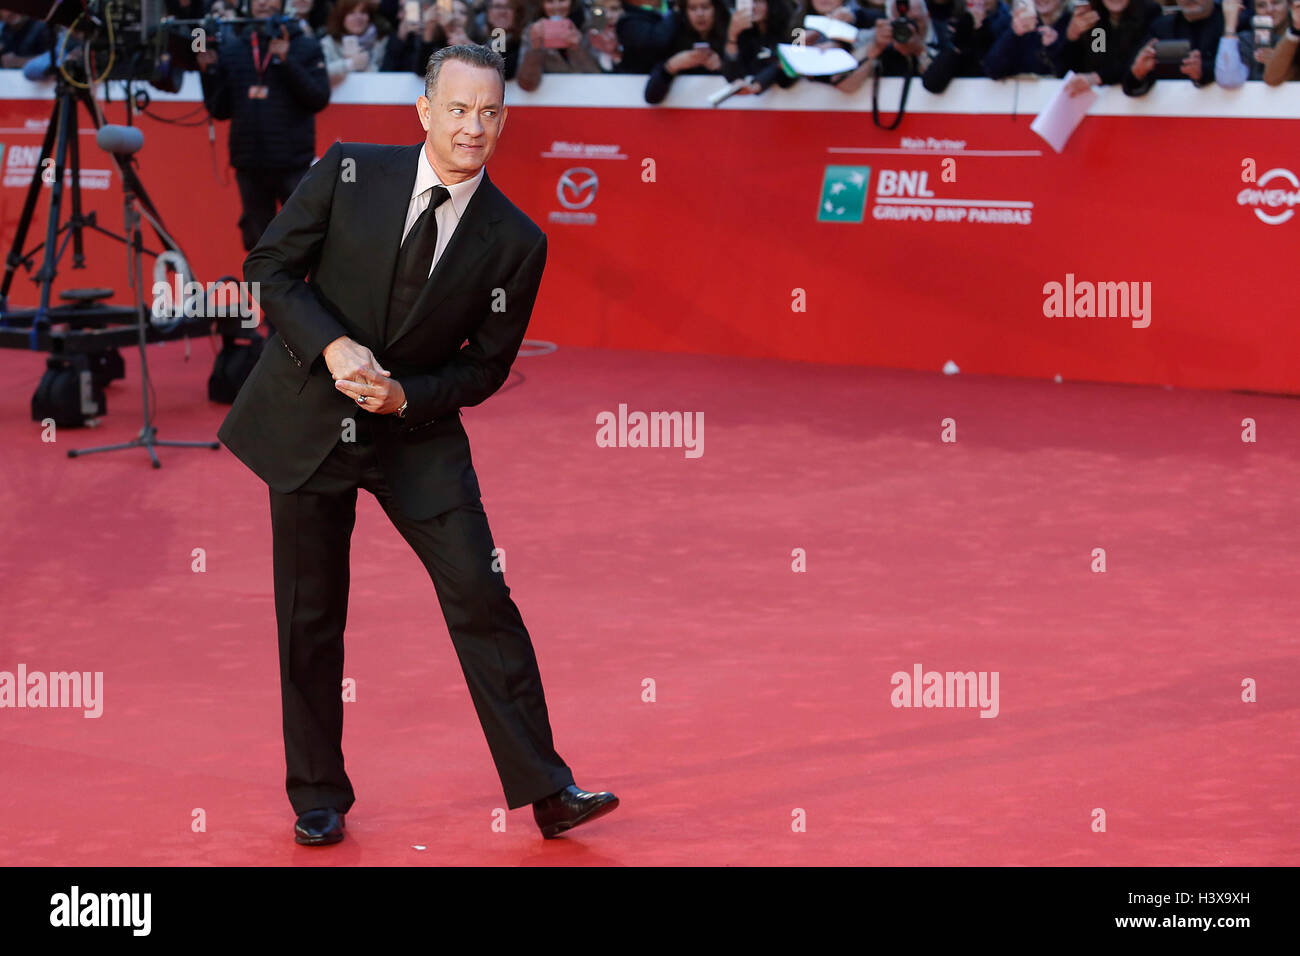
[67,126,219,468]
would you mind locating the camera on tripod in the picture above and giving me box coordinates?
[9,0,190,91]
[0,0,264,436]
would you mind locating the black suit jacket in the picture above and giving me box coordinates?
[218,141,548,521]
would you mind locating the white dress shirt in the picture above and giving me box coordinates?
[402,146,485,277]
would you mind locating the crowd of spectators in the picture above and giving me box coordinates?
[5,0,1300,98]
[3,0,1295,246]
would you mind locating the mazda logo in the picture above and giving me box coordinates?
[557,168,598,210]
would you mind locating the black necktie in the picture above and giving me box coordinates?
[384,185,451,341]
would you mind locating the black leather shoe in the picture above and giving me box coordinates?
[533,785,619,839]
[294,808,345,846]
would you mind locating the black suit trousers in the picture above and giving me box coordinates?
[268,431,575,815]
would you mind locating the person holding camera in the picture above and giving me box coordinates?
[516,0,604,90]
[587,0,626,71]
[923,0,1009,90]
[818,0,940,99]
[644,0,731,102]
[1262,0,1300,82]
[983,0,1072,78]
[383,0,444,73]
[320,0,392,82]
[1122,0,1249,96]
[1061,0,1161,92]
[197,0,330,252]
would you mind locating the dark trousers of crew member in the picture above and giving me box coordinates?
[268,423,576,815]
[234,165,311,253]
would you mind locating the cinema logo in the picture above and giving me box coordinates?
[50,886,150,936]
[1237,167,1300,225]
[596,403,703,459]
[890,664,999,718]
[0,665,103,718]
[1042,274,1151,328]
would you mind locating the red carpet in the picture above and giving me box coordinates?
[0,339,1296,866]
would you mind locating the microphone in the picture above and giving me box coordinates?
[97,125,145,156]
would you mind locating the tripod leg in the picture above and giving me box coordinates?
[68,92,87,270]
[0,97,61,310]
[32,94,76,332]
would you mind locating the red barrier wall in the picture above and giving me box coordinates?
[3,74,1298,393]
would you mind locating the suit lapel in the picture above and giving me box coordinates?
[385,165,501,351]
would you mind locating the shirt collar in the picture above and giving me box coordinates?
[414,145,484,218]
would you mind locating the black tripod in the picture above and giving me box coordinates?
[67,127,219,467]
[0,76,173,331]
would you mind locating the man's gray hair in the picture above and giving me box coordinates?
[424,44,507,101]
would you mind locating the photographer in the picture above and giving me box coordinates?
[644,0,730,103]
[924,0,1010,90]
[1261,0,1300,82]
[197,0,330,252]
[516,0,604,91]
[983,0,1071,78]
[1062,0,1161,91]
[1122,0,1249,96]
[821,0,938,95]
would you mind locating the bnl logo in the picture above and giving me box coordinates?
[817,165,870,222]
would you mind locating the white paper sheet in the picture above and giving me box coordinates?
[803,15,859,44]
[776,43,859,77]
[1030,72,1099,154]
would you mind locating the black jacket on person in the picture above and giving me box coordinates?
[723,26,796,91]
[1063,0,1162,85]
[617,4,678,73]
[199,21,330,170]
[220,142,548,521]
[923,2,1010,91]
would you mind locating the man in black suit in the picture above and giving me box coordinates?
[218,44,618,846]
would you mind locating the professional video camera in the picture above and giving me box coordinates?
[5,0,193,91]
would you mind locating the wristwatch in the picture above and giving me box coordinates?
[396,398,409,418]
